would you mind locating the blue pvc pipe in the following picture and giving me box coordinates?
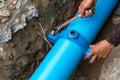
[30,0,119,80]
[67,0,118,43]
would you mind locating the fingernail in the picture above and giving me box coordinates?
[78,14,82,17]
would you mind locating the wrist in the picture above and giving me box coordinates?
[105,40,114,48]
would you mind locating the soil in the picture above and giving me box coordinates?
[0,0,83,80]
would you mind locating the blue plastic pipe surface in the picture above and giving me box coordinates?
[30,0,119,80]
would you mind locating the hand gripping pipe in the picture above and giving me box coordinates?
[30,0,118,80]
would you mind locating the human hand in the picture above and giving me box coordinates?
[78,0,96,17]
[84,40,114,63]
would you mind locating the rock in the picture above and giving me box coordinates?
[112,3,120,25]
[0,0,38,43]
[0,9,10,17]
[1,18,9,23]
[77,76,86,80]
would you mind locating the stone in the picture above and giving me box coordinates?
[0,0,38,43]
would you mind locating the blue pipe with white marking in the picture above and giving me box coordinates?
[30,0,119,80]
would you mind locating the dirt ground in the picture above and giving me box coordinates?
[0,0,82,79]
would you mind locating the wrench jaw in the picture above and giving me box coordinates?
[50,30,56,36]
[49,27,59,36]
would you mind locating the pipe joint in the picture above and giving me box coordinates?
[48,29,89,51]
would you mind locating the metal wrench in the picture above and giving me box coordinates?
[50,15,80,35]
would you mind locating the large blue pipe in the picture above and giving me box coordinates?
[30,0,118,80]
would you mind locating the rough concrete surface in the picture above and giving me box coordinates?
[98,45,120,80]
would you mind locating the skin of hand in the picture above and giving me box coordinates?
[78,0,96,17]
[85,40,114,63]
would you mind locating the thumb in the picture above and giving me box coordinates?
[90,45,95,48]
[78,7,85,17]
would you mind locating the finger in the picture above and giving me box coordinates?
[89,55,97,63]
[88,9,93,16]
[78,6,85,17]
[90,45,95,48]
[84,50,94,59]
[102,55,108,59]
[85,10,90,17]
[90,6,95,14]
[97,55,102,60]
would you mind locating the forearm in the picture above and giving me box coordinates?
[106,23,120,47]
